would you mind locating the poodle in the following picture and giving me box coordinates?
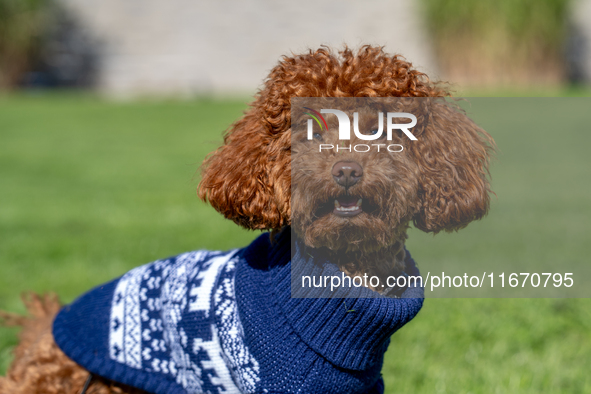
[0,46,494,394]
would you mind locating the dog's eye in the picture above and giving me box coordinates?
[313,133,323,141]
[370,129,385,138]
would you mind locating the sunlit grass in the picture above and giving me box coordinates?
[1,92,590,392]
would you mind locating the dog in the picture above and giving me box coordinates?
[0,46,494,394]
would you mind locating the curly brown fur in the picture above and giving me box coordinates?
[198,46,449,232]
[0,294,146,394]
[199,46,494,282]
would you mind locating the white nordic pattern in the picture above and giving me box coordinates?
[108,250,260,393]
[110,264,150,368]
[213,258,260,392]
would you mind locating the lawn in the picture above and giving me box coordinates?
[1,92,590,393]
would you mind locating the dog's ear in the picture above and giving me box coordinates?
[411,101,494,233]
[198,108,291,231]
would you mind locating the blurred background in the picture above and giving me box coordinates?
[1,0,591,393]
[1,0,591,95]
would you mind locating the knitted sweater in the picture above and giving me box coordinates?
[53,230,424,394]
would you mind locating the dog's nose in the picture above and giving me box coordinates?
[332,161,363,187]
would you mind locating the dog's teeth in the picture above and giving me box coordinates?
[334,200,362,212]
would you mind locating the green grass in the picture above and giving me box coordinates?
[1,92,591,392]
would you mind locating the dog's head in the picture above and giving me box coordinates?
[198,46,494,254]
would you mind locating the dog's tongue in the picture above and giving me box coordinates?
[337,195,359,207]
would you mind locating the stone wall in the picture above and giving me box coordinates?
[58,0,438,98]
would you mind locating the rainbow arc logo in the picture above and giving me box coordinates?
[304,107,328,132]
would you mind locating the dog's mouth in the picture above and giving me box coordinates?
[314,194,378,218]
[333,195,363,217]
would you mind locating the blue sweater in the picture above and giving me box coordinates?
[53,230,423,394]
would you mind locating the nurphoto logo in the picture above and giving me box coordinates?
[304,107,417,152]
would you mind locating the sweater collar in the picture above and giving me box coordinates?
[239,229,424,371]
